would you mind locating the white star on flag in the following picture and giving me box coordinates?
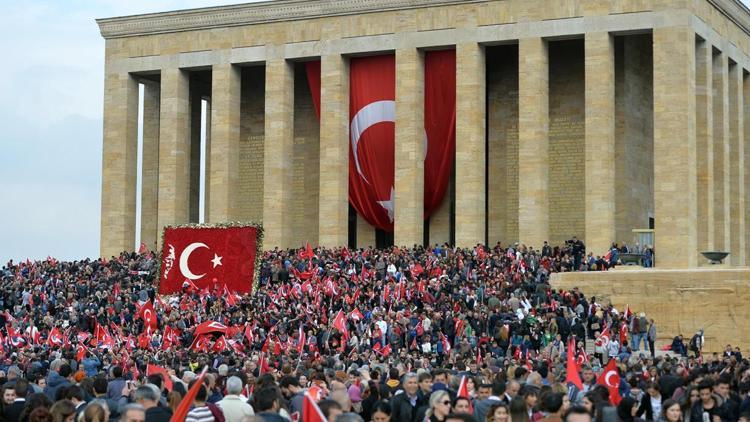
[377,187,395,222]
[211,253,223,268]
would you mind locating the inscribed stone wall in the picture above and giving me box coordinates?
[238,66,265,223]
[615,35,654,247]
[487,45,519,245]
[548,40,585,246]
[292,64,320,245]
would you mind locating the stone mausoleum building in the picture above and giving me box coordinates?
[98,0,750,349]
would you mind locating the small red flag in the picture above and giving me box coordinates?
[566,338,583,390]
[597,359,622,405]
[147,364,173,392]
[302,390,327,422]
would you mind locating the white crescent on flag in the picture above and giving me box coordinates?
[179,242,208,280]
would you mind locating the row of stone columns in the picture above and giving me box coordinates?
[695,38,747,266]
[99,26,745,268]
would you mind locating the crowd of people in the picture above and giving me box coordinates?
[0,242,745,422]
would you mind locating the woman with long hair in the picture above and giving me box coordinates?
[49,399,76,422]
[20,393,53,422]
[510,396,528,422]
[486,403,510,422]
[424,390,452,422]
[167,391,183,414]
[661,399,683,422]
[616,397,643,422]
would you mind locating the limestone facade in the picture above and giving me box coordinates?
[99,0,750,270]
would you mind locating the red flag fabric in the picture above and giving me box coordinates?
[138,300,157,330]
[332,311,349,340]
[597,359,622,405]
[423,49,456,217]
[595,325,611,348]
[302,391,328,422]
[147,364,173,392]
[457,376,474,413]
[348,54,396,231]
[212,335,228,353]
[349,308,364,322]
[194,321,228,337]
[171,367,207,422]
[48,327,64,347]
[189,335,211,353]
[305,61,321,120]
[76,344,88,362]
[566,338,583,390]
[297,326,306,355]
[158,225,259,294]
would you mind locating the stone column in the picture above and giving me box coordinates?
[209,63,241,223]
[318,54,350,247]
[695,39,714,259]
[584,32,615,257]
[100,72,138,258]
[728,62,745,265]
[745,73,750,263]
[518,37,549,249]
[394,48,425,247]
[653,26,697,268]
[157,68,191,241]
[140,80,160,251]
[455,43,486,247]
[263,58,295,249]
[713,51,729,251]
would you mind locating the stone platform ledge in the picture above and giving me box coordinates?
[550,267,750,353]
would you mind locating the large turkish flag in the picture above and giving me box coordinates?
[158,226,259,294]
[305,51,456,232]
[349,55,397,231]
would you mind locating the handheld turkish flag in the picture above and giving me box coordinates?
[595,325,611,348]
[138,300,157,331]
[194,321,228,337]
[48,327,64,348]
[159,225,260,294]
[350,308,364,322]
[457,376,474,413]
[566,338,583,390]
[597,359,622,405]
[76,344,88,362]
[302,390,328,422]
[297,325,306,355]
[147,364,173,392]
[332,311,349,340]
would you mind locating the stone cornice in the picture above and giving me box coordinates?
[708,0,750,37]
[96,0,489,39]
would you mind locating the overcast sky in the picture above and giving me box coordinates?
[1,1,750,263]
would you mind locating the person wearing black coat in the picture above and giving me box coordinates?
[390,374,426,422]
[637,382,665,421]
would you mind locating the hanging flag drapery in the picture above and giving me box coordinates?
[304,50,456,232]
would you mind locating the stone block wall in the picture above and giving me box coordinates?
[548,40,585,246]
[615,35,654,248]
[238,66,265,223]
[551,268,750,352]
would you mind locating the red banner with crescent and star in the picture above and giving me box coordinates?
[305,50,456,232]
[158,225,259,294]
